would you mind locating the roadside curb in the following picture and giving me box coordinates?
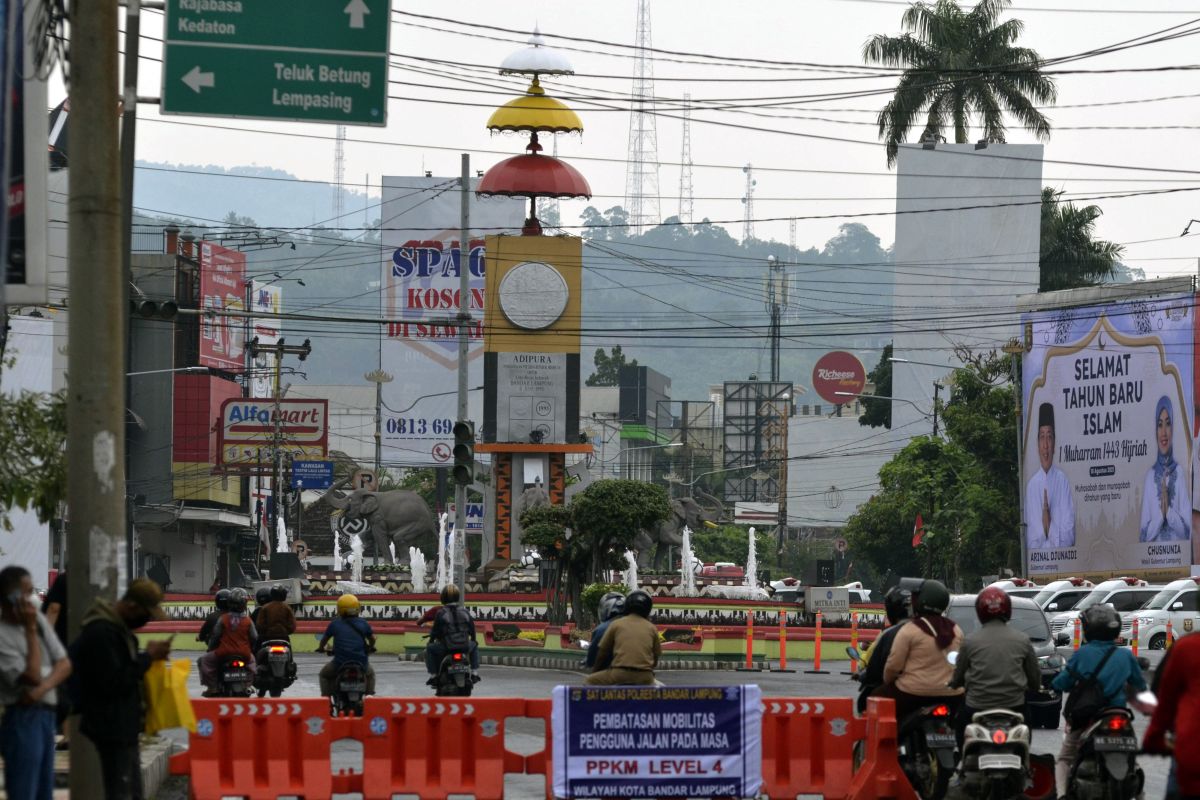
[396,652,746,671]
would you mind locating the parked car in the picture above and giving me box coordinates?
[1124,576,1200,649]
[945,594,1064,728]
[700,562,744,580]
[1029,578,1094,614]
[1049,578,1158,642]
[986,578,1042,599]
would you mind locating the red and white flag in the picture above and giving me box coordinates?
[912,513,925,548]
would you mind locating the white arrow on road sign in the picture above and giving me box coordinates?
[786,703,795,714]
[182,66,215,94]
[219,704,229,716]
[799,702,810,714]
[263,704,273,716]
[277,704,287,715]
[464,704,474,715]
[407,703,416,714]
[435,703,444,715]
[344,0,369,28]
[391,702,401,714]
[421,703,430,714]
[769,702,781,714]
[248,704,258,715]
[234,704,244,716]
[291,703,301,715]
[815,703,825,714]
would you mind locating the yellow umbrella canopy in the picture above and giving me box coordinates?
[486,78,583,134]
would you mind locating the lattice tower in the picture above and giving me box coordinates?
[624,0,660,231]
[333,125,346,220]
[788,218,797,254]
[678,92,693,222]
[741,163,756,243]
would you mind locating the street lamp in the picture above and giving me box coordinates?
[835,390,938,436]
[364,369,394,475]
[888,357,956,371]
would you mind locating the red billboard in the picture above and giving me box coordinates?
[198,241,246,371]
[812,351,867,405]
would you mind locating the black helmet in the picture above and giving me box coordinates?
[624,590,653,618]
[598,591,626,622]
[1082,604,1120,642]
[214,588,232,611]
[884,586,911,624]
[913,579,950,615]
[269,585,289,602]
[227,587,249,613]
[440,584,461,605]
[255,587,271,606]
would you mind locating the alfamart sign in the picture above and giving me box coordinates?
[217,398,328,466]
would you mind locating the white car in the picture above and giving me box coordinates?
[1049,578,1158,640]
[987,578,1042,599]
[1029,578,1095,613]
[1125,577,1200,650]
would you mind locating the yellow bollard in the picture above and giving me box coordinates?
[1072,617,1081,651]
[1131,618,1139,658]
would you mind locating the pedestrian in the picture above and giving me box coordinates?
[74,578,171,800]
[585,590,660,686]
[0,566,72,800]
[1144,630,1200,798]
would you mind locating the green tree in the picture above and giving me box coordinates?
[1039,188,1125,292]
[569,480,670,582]
[863,0,1057,166]
[860,344,893,429]
[585,345,638,387]
[0,389,67,530]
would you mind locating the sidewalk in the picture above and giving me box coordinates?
[0,735,175,799]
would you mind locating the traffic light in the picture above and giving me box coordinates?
[452,420,474,486]
[129,299,178,319]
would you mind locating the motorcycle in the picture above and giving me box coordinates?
[432,646,475,697]
[957,708,1031,799]
[254,639,297,698]
[216,654,254,698]
[329,660,368,717]
[896,700,959,800]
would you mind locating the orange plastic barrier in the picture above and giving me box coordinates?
[759,696,862,799]
[846,697,921,800]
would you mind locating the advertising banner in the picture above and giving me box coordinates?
[551,685,762,799]
[199,241,247,371]
[379,176,523,466]
[217,397,329,467]
[249,280,281,399]
[811,351,867,406]
[1022,294,1194,579]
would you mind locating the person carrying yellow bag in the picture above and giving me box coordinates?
[144,657,197,734]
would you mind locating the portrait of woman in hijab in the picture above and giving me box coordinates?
[1140,395,1191,542]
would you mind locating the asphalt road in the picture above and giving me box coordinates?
[168,649,1171,799]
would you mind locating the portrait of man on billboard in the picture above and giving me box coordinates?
[1025,402,1075,549]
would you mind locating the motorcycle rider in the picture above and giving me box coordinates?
[199,587,257,697]
[949,587,1040,747]
[585,592,626,672]
[254,585,297,675]
[881,578,964,721]
[1052,604,1147,799]
[317,593,376,697]
[586,589,661,686]
[250,587,271,627]
[856,586,911,712]
[424,584,480,683]
[197,588,231,644]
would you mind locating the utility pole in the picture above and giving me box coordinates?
[932,382,941,437]
[249,338,312,548]
[765,255,785,382]
[67,1,122,793]
[364,369,394,474]
[453,154,471,597]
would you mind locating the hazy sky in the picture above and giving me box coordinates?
[90,0,1200,279]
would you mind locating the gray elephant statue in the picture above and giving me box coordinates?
[322,488,437,567]
[635,495,722,571]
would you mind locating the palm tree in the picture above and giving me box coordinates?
[864,0,1057,165]
[1039,188,1124,292]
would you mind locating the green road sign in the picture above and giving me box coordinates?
[162,0,389,126]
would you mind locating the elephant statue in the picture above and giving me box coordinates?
[635,495,723,571]
[322,487,437,567]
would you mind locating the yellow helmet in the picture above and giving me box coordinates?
[336,594,361,616]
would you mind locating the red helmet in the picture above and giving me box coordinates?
[975,587,1012,624]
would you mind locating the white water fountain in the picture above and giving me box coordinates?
[389,542,397,566]
[409,547,427,593]
[679,526,698,597]
[332,521,343,572]
[745,526,758,591]
[435,513,449,591]
[622,550,639,593]
[275,516,288,553]
[349,532,364,583]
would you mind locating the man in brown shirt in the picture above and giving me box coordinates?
[586,590,661,686]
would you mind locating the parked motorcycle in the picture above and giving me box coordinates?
[957,708,1031,799]
[254,639,297,698]
[216,654,254,698]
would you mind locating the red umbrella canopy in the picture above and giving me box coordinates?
[477,152,591,199]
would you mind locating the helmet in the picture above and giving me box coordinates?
[1082,604,1120,642]
[975,587,1012,624]
[269,585,289,602]
[624,590,653,618]
[255,587,271,606]
[440,584,461,605]
[214,588,232,612]
[883,586,911,625]
[227,587,249,613]
[598,591,626,622]
[336,593,361,617]
[913,579,950,615]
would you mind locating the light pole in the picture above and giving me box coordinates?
[592,441,682,479]
[835,390,938,436]
[364,369,394,475]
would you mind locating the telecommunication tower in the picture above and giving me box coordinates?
[333,124,346,220]
[765,255,787,382]
[678,92,693,222]
[788,218,797,254]
[624,0,660,231]
[741,163,756,242]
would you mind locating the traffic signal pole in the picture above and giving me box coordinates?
[453,154,470,597]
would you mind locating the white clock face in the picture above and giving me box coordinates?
[498,261,569,330]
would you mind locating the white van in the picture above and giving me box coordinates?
[987,578,1042,599]
[1125,577,1200,650]
[1049,578,1157,640]
[1030,578,1095,614]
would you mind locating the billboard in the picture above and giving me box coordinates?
[248,280,281,399]
[379,176,523,466]
[216,397,329,467]
[811,351,866,405]
[198,241,247,371]
[1022,294,1194,579]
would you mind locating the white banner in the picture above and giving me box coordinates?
[378,176,523,467]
